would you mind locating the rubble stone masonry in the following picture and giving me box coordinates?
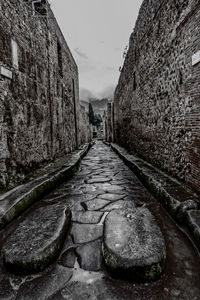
[114,0,200,194]
[0,0,90,188]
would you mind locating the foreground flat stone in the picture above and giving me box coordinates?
[103,208,166,282]
[3,205,71,274]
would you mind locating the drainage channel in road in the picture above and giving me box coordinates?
[0,140,199,300]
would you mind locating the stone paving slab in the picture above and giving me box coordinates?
[71,223,103,244]
[103,208,166,282]
[84,199,111,211]
[76,239,103,271]
[101,200,136,212]
[72,211,104,224]
[0,143,92,230]
[3,205,71,274]
[98,193,126,201]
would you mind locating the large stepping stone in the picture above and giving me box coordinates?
[102,208,166,282]
[3,205,71,274]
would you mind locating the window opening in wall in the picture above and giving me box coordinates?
[11,39,18,69]
[23,0,47,16]
[57,41,63,77]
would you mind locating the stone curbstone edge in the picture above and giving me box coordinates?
[104,141,200,251]
[0,142,93,230]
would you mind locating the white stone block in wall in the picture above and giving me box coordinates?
[192,50,200,66]
[11,39,18,69]
[0,66,12,79]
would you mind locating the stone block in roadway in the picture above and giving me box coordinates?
[102,207,166,282]
[3,204,71,274]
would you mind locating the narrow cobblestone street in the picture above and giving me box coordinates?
[0,141,200,299]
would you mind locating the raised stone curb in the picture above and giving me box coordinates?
[0,143,92,230]
[186,210,200,248]
[102,208,166,282]
[2,205,71,274]
[106,142,200,250]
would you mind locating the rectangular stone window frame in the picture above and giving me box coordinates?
[11,39,19,69]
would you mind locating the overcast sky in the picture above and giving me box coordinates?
[49,0,143,100]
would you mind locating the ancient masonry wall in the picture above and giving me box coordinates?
[105,102,114,143]
[114,0,200,194]
[79,105,92,145]
[0,0,90,188]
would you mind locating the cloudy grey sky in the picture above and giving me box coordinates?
[49,0,143,100]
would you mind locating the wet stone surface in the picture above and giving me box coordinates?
[103,208,166,282]
[3,205,71,274]
[72,211,104,224]
[0,141,200,299]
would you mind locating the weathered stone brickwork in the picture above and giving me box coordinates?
[105,102,114,143]
[114,0,200,194]
[79,105,92,145]
[0,0,90,188]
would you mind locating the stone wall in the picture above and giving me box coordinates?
[114,0,200,194]
[105,102,114,143]
[79,105,92,145]
[0,0,90,188]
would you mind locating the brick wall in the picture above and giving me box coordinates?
[114,0,200,195]
[0,0,90,188]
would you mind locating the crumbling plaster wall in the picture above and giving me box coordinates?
[0,0,89,188]
[114,0,200,194]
